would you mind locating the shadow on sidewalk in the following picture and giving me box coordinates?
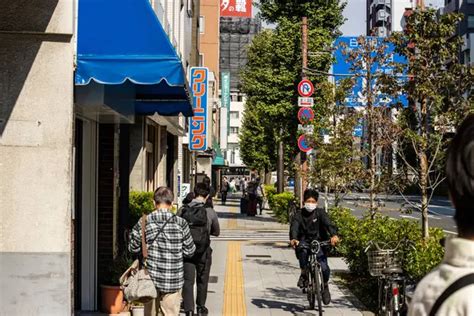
[251,298,306,315]
[244,258,299,271]
[216,211,284,223]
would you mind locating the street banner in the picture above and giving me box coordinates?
[220,107,228,149]
[220,0,252,18]
[189,67,209,151]
[221,72,231,137]
[333,36,408,107]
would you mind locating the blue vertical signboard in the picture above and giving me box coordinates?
[189,67,209,151]
[333,36,408,108]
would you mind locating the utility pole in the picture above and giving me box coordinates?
[295,16,308,206]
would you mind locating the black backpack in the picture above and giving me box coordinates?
[180,205,210,256]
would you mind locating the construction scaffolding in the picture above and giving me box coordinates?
[219,17,262,91]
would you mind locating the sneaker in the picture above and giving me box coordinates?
[197,306,209,316]
[322,283,331,305]
[297,274,307,288]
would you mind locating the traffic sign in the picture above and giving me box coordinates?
[298,97,314,107]
[297,134,312,152]
[298,124,315,134]
[298,79,314,97]
[297,108,315,124]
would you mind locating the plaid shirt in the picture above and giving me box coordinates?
[128,209,195,293]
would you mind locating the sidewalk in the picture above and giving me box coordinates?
[206,198,369,316]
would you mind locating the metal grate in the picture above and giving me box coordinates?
[246,255,271,258]
[208,276,218,284]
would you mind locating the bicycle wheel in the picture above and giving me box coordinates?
[314,267,323,316]
[307,266,316,309]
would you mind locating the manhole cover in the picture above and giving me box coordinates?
[246,255,272,258]
[208,276,218,283]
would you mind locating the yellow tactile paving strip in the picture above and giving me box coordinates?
[226,206,238,229]
[222,241,247,316]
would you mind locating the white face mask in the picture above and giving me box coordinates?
[304,203,317,212]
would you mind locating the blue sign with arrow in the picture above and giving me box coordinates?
[333,36,408,108]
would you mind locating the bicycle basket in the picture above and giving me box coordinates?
[367,249,401,277]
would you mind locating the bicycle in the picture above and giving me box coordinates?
[303,239,332,316]
[365,240,412,316]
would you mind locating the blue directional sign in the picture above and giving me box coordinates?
[333,36,408,108]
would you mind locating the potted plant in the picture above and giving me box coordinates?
[130,302,145,316]
[129,191,155,226]
[100,254,133,314]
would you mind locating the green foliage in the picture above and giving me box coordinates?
[310,112,365,206]
[101,253,133,286]
[129,191,155,227]
[264,184,277,206]
[268,192,296,224]
[239,1,346,174]
[329,207,444,282]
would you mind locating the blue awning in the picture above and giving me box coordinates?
[75,0,193,117]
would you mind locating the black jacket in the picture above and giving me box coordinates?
[290,208,337,242]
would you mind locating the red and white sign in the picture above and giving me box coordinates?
[220,0,252,18]
[298,97,314,107]
[298,79,314,97]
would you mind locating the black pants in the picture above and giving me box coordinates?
[183,248,213,312]
[257,196,264,214]
[221,192,227,205]
[296,243,330,283]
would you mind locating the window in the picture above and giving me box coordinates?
[468,16,474,29]
[199,16,205,34]
[230,111,239,119]
[230,150,235,164]
[230,127,239,134]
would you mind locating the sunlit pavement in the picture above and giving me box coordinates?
[206,196,368,316]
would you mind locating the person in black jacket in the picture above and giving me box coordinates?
[290,189,339,305]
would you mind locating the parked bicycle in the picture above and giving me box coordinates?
[303,239,332,316]
[365,240,413,316]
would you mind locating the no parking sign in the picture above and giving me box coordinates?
[297,134,312,153]
[298,79,314,97]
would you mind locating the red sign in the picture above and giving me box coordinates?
[220,0,252,18]
[297,135,312,153]
[298,79,314,97]
[298,108,315,124]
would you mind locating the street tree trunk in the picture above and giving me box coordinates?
[419,98,430,239]
[277,128,285,193]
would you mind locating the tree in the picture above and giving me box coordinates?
[340,36,400,217]
[240,2,346,192]
[384,9,474,239]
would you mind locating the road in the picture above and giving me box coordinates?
[323,193,457,235]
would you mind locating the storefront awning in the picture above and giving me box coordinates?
[75,0,193,117]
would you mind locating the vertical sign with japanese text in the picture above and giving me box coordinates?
[221,72,231,138]
[220,0,252,18]
[189,67,209,151]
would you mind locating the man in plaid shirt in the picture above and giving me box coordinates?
[129,186,195,316]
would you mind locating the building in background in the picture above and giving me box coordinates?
[219,17,261,180]
[366,0,415,36]
[442,0,474,65]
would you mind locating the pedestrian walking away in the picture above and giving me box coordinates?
[255,177,265,215]
[202,175,216,208]
[221,176,230,205]
[409,114,474,316]
[290,188,340,305]
[128,187,196,316]
[178,182,220,316]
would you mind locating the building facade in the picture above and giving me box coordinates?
[443,0,474,65]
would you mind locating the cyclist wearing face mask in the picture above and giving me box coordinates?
[290,188,340,305]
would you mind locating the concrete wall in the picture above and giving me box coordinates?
[0,0,74,314]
